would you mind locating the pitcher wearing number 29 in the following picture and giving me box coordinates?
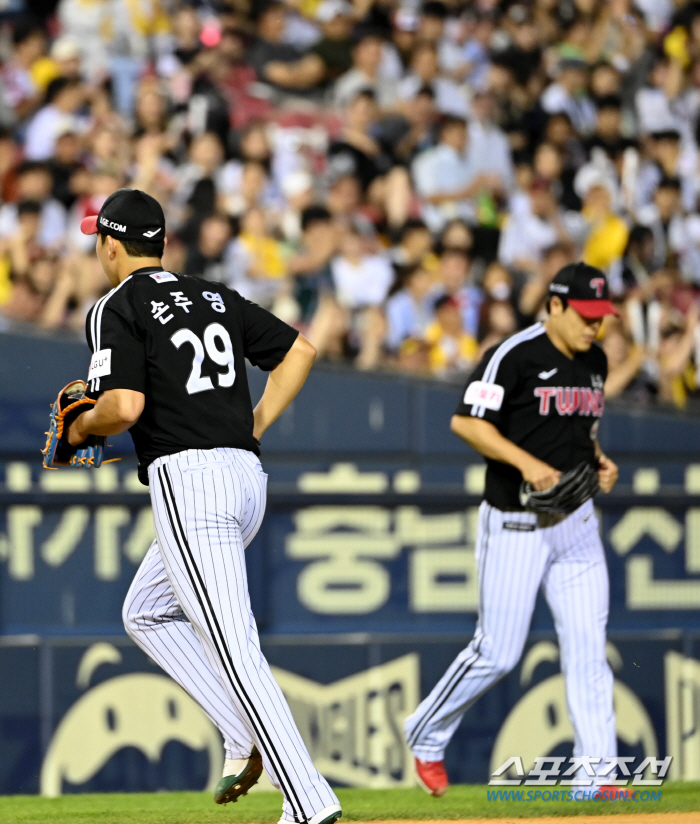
[57,189,343,824]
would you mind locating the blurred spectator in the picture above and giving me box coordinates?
[313,223,392,369]
[636,176,700,280]
[603,319,646,399]
[24,77,86,161]
[499,178,572,273]
[385,264,434,351]
[394,85,438,162]
[435,246,481,338]
[0,161,67,249]
[477,298,518,357]
[609,225,656,297]
[578,173,629,272]
[412,115,501,232]
[460,10,497,92]
[541,59,597,136]
[657,301,700,408]
[467,91,514,194]
[48,128,84,209]
[519,241,576,319]
[0,1,696,408]
[288,205,337,323]
[250,3,325,97]
[334,28,397,109]
[398,40,468,117]
[390,218,436,270]
[184,212,232,282]
[425,293,478,376]
[328,89,410,229]
[1,21,46,123]
[308,1,355,87]
[227,206,287,309]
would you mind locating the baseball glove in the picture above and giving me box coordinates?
[519,461,599,514]
[42,380,106,469]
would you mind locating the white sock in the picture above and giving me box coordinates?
[223,757,248,778]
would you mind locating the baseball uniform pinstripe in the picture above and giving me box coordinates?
[405,499,615,770]
[405,309,616,785]
[124,448,337,821]
[84,265,340,823]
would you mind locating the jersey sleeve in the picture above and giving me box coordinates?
[85,301,147,395]
[454,344,519,425]
[236,293,299,370]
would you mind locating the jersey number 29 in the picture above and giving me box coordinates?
[171,323,235,394]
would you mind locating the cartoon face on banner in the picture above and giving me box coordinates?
[490,641,657,777]
[40,644,222,796]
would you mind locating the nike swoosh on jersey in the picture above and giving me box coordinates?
[143,228,162,238]
[538,368,558,379]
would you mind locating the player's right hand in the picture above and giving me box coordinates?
[521,457,561,491]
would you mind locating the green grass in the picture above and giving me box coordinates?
[1,784,699,824]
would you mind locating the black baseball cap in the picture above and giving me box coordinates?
[548,262,619,319]
[80,188,165,242]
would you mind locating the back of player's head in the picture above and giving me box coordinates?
[81,188,166,258]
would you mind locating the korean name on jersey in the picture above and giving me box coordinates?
[85,269,298,485]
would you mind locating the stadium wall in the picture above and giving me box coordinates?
[1,329,700,795]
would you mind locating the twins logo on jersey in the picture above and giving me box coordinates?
[534,386,605,417]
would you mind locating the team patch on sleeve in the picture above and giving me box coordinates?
[88,348,112,380]
[150,272,178,283]
[464,380,504,411]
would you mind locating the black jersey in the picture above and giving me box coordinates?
[455,323,607,511]
[85,266,298,484]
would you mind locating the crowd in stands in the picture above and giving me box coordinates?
[1,0,700,409]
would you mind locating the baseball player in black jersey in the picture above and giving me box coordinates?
[405,263,620,796]
[64,189,342,823]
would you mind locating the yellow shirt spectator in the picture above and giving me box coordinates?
[424,296,479,374]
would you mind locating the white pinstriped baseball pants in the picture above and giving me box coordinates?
[123,448,338,822]
[405,499,616,773]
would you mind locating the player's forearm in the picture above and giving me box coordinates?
[68,389,145,445]
[450,415,541,476]
[253,335,315,440]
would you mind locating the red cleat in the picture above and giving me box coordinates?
[415,757,449,796]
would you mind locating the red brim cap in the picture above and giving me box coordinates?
[80,215,98,235]
[569,299,620,318]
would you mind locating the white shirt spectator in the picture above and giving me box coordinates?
[397,75,469,117]
[385,289,434,350]
[24,108,85,161]
[334,69,398,109]
[0,62,35,110]
[460,38,490,92]
[331,253,393,308]
[541,82,597,135]
[467,119,514,192]
[498,202,559,270]
[635,87,684,136]
[412,143,476,231]
[635,0,674,33]
[0,199,67,250]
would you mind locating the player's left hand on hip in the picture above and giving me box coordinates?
[597,454,618,493]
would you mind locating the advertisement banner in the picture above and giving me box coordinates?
[2,636,698,795]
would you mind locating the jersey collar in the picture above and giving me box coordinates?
[129,266,165,277]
